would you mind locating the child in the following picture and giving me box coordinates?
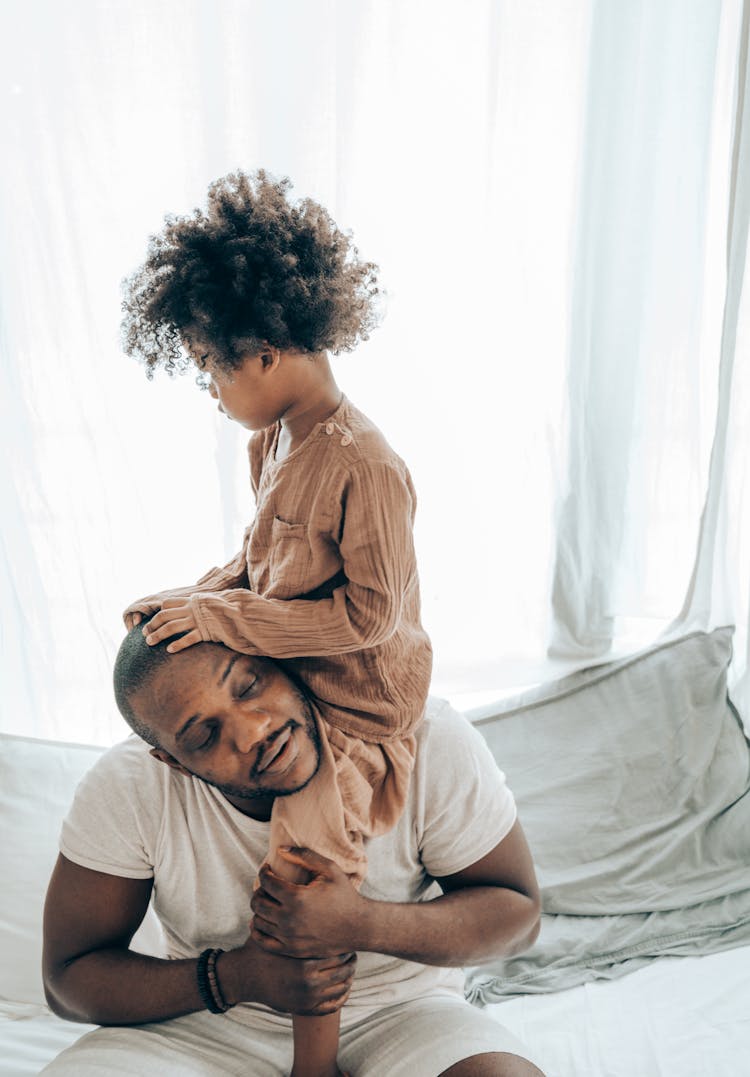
[121,170,432,1077]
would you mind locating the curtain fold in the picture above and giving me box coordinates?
[669,0,750,716]
[1,0,748,742]
[549,0,730,660]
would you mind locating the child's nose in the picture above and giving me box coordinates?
[233,712,272,755]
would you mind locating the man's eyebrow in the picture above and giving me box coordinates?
[176,714,202,742]
[175,657,245,741]
[219,654,243,685]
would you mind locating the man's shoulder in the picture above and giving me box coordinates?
[415,697,489,772]
[367,696,515,883]
[61,735,166,879]
[96,732,154,766]
[418,695,476,740]
[76,735,162,796]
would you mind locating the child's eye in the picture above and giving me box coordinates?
[239,679,257,699]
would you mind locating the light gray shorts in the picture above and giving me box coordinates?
[40,996,541,1076]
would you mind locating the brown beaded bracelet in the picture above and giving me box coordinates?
[196,948,232,1014]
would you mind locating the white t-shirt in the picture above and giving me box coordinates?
[60,697,516,1024]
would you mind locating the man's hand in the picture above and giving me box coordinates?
[251,848,371,959]
[141,599,202,652]
[224,934,356,1016]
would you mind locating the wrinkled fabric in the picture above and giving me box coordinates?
[124,397,431,882]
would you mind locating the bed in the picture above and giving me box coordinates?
[2,628,749,1075]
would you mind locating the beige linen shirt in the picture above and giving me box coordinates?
[192,396,433,740]
[134,396,432,742]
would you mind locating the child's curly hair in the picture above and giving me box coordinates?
[121,169,381,377]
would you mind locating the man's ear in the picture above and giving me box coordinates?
[149,747,192,777]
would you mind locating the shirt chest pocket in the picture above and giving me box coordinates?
[265,515,313,598]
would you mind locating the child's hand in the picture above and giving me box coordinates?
[142,598,202,652]
[123,602,162,630]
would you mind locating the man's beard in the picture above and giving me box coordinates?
[186,691,321,801]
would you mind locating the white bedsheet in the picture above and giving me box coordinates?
[488,944,750,1077]
[0,1005,94,1077]
[1,946,748,1076]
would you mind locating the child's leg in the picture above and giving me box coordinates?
[270,712,418,887]
[264,710,417,1077]
[268,849,343,1077]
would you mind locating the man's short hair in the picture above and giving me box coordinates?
[113,618,178,746]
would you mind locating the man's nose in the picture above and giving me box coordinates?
[232,711,272,755]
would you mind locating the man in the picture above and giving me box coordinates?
[41,626,544,1076]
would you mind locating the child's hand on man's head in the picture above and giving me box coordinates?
[142,598,202,652]
[124,601,162,630]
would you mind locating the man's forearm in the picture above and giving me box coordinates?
[45,938,353,1027]
[45,949,205,1026]
[359,886,540,967]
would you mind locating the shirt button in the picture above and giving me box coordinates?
[340,434,352,447]
[326,422,335,435]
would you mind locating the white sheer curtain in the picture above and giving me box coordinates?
[1,0,748,743]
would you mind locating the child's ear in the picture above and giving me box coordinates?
[259,346,281,372]
[149,747,192,778]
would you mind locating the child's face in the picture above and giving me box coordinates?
[199,349,286,431]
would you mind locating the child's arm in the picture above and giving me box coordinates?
[143,461,416,658]
[123,529,251,628]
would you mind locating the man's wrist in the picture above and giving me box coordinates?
[213,947,252,1008]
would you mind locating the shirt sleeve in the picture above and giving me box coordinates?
[59,738,162,879]
[415,703,518,879]
[188,461,418,659]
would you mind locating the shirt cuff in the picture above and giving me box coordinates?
[189,594,214,642]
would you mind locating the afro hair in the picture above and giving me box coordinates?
[121,169,381,378]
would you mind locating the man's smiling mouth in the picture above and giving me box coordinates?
[255,723,297,774]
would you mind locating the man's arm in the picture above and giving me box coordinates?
[250,819,541,967]
[43,854,355,1026]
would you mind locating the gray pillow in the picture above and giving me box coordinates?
[465,627,750,1001]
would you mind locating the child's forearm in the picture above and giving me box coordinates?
[189,583,399,659]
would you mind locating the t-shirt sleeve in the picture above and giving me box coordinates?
[416,702,517,879]
[59,738,161,880]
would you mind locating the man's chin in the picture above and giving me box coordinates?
[214,772,317,801]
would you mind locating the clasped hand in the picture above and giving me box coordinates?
[251,848,369,959]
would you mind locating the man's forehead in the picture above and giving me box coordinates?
[136,646,261,721]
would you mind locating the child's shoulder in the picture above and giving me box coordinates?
[337,397,404,471]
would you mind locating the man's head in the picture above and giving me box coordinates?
[113,624,321,820]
